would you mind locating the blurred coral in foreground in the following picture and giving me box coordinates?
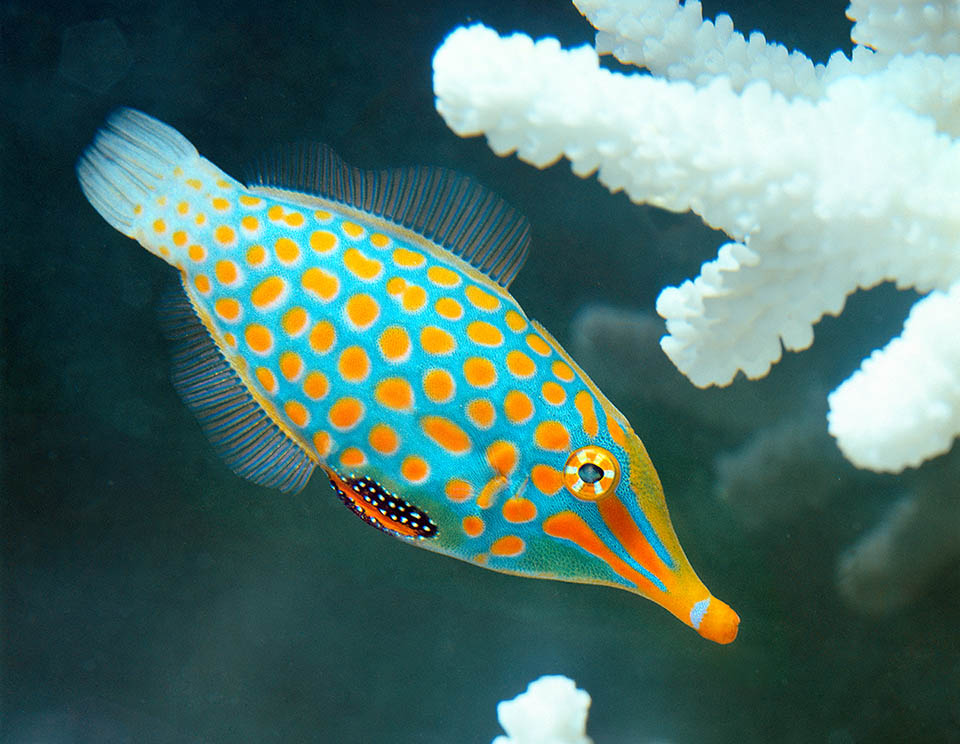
[433,0,960,473]
[492,676,593,744]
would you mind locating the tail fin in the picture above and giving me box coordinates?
[76,108,199,237]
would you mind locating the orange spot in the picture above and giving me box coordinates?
[274,237,301,264]
[281,306,309,337]
[393,247,425,268]
[465,398,496,429]
[240,215,259,232]
[279,351,304,382]
[213,225,236,246]
[574,390,599,437]
[194,213,207,227]
[172,230,187,246]
[462,515,485,537]
[284,400,310,428]
[607,417,628,448]
[343,248,382,281]
[303,371,329,401]
[186,178,202,190]
[369,232,390,248]
[308,320,336,354]
[246,244,267,266]
[314,210,332,223]
[503,497,537,524]
[445,478,474,503]
[156,196,167,206]
[552,360,575,382]
[435,297,464,321]
[223,332,237,348]
[504,390,534,425]
[328,397,365,431]
[386,277,406,296]
[421,415,471,454]
[345,293,380,330]
[251,276,286,309]
[268,205,284,220]
[339,446,366,468]
[462,357,497,389]
[427,265,461,287]
[465,285,501,312]
[244,323,273,354]
[313,431,333,458]
[188,244,206,262]
[194,274,211,294]
[422,368,455,404]
[214,297,241,322]
[337,345,371,383]
[211,196,230,211]
[542,511,659,595]
[133,204,143,215]
[301,267,340,302]
[368,423,400,455]
[283,211,305,228]
[215,178,232,189]
[526,333,551,357]
[159,246,170,258]
[466,320,504,347]
[506,350,536,378]
[375,377,414,411]
[505,310,528,333]
[152,218,167,234]
[485,440,518,476]
[420,326,456,355]
[541,381,567,406]
[401,455,430,484]
[342,221,364,238]
[377,326,411,362]
[490,535,525,557]
[534,421,571,452]
[175,202,189,216]
[214,260,238,286]
[309,230,338,253]
[477,476,507,509]
[531,464,563,496]
[239,194,263,207]
[255,366,278,394]
[401,285,427,312]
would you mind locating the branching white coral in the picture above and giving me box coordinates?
[492,675,593,744]
[432,0,960,472]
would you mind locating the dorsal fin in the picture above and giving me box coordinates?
[245,144,530,288]
[158,288,315,494]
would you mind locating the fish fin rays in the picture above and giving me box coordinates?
[244,143,529,288]
[157,286,315,494]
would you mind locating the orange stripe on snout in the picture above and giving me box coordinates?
[542,511,661,596]
[596,496,671,585]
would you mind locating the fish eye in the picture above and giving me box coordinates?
[564,446,620,501]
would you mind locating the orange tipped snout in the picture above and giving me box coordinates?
[690,596,740,644]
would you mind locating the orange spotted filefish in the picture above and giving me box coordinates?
[76,109,739,643]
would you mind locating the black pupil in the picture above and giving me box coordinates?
[578,463,604,484]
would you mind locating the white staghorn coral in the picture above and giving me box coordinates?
[492,675,593,744]
[432,0,960,472]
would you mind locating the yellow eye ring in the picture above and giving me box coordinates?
[563,446,620,501]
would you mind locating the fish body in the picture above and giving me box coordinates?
[77,109,738,643]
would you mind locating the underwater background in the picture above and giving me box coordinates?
[2,0,958,741]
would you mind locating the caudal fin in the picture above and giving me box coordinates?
[76,108,199,237]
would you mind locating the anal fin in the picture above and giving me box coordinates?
[158,289,315,494]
